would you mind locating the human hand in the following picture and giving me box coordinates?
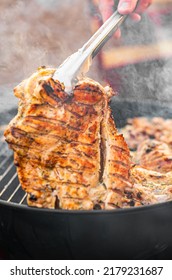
[98,0,152,38]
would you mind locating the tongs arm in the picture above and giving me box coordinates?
[82,11,126,59]
[53,11,127,92]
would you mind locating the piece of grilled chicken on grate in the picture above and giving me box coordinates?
[4,67,143,210]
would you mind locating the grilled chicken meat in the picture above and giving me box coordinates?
[4,67,141,210]
[131,165,172,203]
[134,139,172,173]
[121,117,172,204]
[121,117,172,150]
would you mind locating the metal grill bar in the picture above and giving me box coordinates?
[0,143,10,155]
[0,144,8,157]
[0,172,18,196]
[0,156,12,171]
[0,133,27,206]
[7,183,21,202]
[0,162,14,179]
[19,193,27,205]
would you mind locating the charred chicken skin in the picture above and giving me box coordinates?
[4,67,142,210]
[5,68,172,210]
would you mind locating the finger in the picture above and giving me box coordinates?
[118,0,138,14]
[98,0,114,22]
[135,0,152,14]
[130,13,141,22]
[114,28,121,39]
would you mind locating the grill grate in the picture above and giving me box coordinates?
[0,127,27,205]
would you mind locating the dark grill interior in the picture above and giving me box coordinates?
[0,129,27,205]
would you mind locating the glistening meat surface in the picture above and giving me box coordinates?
[4,67,142,210]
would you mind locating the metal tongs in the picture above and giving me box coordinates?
[53,10,127,93]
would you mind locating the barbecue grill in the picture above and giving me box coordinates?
[0,150,26,206]
[1,100,172,260]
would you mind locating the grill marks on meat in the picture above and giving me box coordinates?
[135,139,172,173]
[4,67,138,210]
[121,117,172,204]
[100,99,135,209]
[131,165,172,204]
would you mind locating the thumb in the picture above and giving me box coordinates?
[118,0,138,14]
[98,0,114,22]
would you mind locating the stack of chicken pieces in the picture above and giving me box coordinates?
[5,67,172,210]
[121,117,172,203]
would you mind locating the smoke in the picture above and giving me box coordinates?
[0,0,91,112]
[0,0,91,82]
[99,10,172,105]
[0,0,172,114]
